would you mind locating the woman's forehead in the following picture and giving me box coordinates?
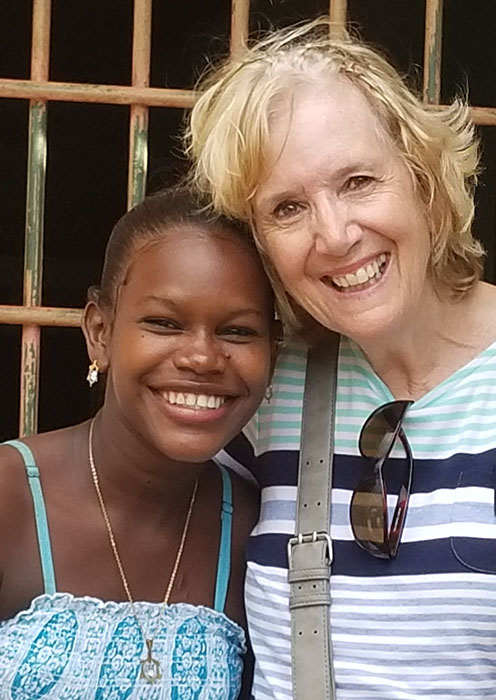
[256,79,393,195]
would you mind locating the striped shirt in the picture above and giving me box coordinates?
[218,336,496,699]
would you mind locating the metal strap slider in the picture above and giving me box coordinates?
[287,531,333,568]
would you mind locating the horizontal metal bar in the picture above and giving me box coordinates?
[424,105,496,126]
[0,78,195,108]
[0,305,82,327]
[2,78,494,124]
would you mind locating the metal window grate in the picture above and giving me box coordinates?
[1,0,494,435]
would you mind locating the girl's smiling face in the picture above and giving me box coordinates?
[89,226,275,463]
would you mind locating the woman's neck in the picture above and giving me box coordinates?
[356,282,496,400]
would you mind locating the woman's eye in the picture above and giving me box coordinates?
[273,201,303,220]
[345,175,374,192]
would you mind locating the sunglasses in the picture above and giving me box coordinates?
[350,400,413,559]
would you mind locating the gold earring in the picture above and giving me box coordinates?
[264,384,273,403]
[86,360,99,387]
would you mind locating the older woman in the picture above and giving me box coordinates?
[186,18,496,700]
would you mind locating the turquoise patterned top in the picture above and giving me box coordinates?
[0,440,245,700]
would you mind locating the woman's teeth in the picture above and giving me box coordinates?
[331,253,388,290]
[162,391,225,410]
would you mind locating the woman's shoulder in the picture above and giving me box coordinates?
[469,282,496,350]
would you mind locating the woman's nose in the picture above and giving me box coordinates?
[173,334,227,374]
[313,199,362,257]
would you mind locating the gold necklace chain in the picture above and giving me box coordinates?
[88,418,198,684]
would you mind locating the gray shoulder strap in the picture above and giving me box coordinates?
[287,331,340,700]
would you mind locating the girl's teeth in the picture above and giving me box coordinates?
[197,395,208,408]
[163,391,225,410]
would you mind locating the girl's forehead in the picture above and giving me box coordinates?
[113,229,273,318]
[123,229,262,289]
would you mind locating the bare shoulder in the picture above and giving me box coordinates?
[0,425,83,524]
[0,437,44,578]
[0,440,37,518]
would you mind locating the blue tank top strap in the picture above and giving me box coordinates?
[214,464,233,613]
[3,440,56,595]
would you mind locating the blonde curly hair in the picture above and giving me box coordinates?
[185,17,484,333]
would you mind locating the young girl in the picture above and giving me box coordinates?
[0,188,277,699]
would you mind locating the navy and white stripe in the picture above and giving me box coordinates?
[218,336,496,699]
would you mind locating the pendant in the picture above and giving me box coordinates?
[140,639,162,684]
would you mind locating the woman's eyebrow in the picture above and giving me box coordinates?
[257,161,380,210]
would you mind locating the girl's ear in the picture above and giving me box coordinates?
[81,301,112,373]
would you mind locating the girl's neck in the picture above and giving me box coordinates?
[83,411,206,517]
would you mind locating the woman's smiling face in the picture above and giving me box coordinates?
[101,227,275,463]
[253,77,433,345]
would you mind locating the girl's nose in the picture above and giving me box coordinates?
[173,334,227,374]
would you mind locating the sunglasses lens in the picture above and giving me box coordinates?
[360,401,410,459]
[350,476,387,551]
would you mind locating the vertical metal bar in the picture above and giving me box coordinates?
[423,0,444,104]
[20,0,51,436]
[329,0,348,38]
[230,0,250,60]
[127,0,152,209]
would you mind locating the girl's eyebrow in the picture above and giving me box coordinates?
[141,294,178,305]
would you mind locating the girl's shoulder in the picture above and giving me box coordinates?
[0,425,84,529]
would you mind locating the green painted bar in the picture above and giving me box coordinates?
[128,108,149,209]
[20,328,41,436]
[24,101,47,304]
[424,0,444,105]
[20,99,48,435]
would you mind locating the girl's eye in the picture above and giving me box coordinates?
[142,317,181,331]
[220,326,259,341]
[273,200,304,220]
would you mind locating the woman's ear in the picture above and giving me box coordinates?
[81,301,112,373]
